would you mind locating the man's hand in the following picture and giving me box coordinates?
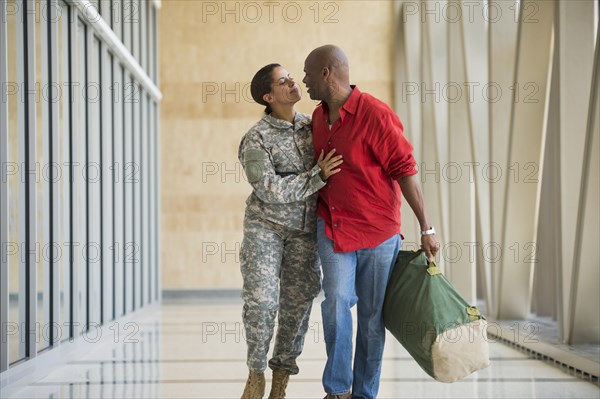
[421,233,440,261]
[318,149,343,181]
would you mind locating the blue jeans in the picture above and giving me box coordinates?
[317,218,401,399]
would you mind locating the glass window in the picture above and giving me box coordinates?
[88,36,102,328]
[147,96,154,304]
[4,0,159,371]
[131,0,140,62]
[153,101,158,301]
[57,0,71,343]
[112,0,123,41]
[142,0,148,72]
[147,2,153,83]
[133,84,141,309]
[113,63,124,318]
[140,92,147,306]
[74,18,88,335]
[142,0,147,71]
[123,0,132,54]
[124,73,133,313]
[151,4,156,83]
[34,0,51,354]
[147,99,154,303]
[101,48,114,323]
[7,0,27,365]
[105,0,112,29]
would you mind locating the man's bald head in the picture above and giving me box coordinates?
[306,44,350,83]
[303,45,351,101]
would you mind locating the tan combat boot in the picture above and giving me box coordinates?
[241,370,265,399]
[267,369,290,399]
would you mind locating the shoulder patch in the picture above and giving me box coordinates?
[243,149,266,183]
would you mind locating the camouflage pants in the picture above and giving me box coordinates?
[240,215,321,375]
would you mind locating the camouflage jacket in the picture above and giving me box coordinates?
[239,112,325,232]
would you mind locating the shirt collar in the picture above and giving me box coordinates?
[262,112,310,131]
[319,85,361,119]
[341,85,360,116]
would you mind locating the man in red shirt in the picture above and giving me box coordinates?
[303,45,439,399]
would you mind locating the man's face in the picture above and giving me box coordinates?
[302,56,325,101]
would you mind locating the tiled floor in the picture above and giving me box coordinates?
[4,296,600,398]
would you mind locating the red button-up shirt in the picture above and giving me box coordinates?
[313,86,417,252]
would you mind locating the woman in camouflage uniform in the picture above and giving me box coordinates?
[239,64,342,399]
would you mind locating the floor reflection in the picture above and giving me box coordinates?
[4,297,600,399]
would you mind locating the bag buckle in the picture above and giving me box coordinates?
[466,306,482,321]
[426,261,442,276]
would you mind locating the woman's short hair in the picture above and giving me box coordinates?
[250,63,280,114]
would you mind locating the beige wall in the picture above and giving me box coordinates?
[159,1,396,290]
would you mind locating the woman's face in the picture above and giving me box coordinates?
[267,67,301,106]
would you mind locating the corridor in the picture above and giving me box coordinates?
[1,1,599,397]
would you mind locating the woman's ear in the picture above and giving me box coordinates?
[262,92,274,104]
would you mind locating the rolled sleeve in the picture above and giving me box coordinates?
[371,112,418,180]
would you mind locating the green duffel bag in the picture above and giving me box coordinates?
[383,250,490,383]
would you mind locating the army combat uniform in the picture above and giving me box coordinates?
[239,112,324,375]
